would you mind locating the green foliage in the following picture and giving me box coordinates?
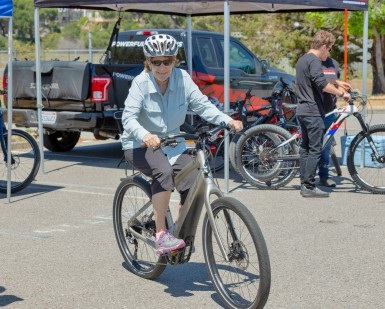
[13,0,34,42]
[0,36,7,48]
[61,22,81,41]
[140,13,186,29]
[12,40,35,60]
[41,33,61,50]
[192,15,223,32]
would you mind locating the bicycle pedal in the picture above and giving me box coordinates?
[169,248,182,255]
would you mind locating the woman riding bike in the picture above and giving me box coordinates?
[120,34,242,255]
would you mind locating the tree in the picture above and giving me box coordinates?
[349,1,385,94]
[13,0,35,42]
[302,3,385,95]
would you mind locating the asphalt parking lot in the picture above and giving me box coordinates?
[1,110,385,308]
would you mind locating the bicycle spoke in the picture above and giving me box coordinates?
[113,177,166,279]
[347,125,385,194]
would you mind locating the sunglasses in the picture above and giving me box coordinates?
[150,59,174,67]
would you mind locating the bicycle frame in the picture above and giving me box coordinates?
[126,138,231,261]
[322,104,358,149]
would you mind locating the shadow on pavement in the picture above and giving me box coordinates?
[0,286,23,307]
[121,261,225,306]
[0,183,64,201]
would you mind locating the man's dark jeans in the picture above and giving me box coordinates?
[297,115,325,188]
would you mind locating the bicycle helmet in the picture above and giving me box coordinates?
[143,34,178,57]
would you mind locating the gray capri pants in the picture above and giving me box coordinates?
[124,147,199,205]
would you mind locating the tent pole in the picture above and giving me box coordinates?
[359,10,369,167]
[223,0,230,193]
[187,15,192,76]
[6,17,13,202]
[34,7,44,174]
[343,9,348,82]
[361,10,368,97]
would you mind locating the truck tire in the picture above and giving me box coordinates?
[43,131,81,152]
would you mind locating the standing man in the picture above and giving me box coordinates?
[318,57,351,187]
[295,30,351,198]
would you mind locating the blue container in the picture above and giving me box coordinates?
[341,135,385,167]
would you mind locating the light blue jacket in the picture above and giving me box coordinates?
[121,68,232,150]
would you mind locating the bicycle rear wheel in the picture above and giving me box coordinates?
[347,124,385,194]
[113,176,167,279]
[0,129,40,194]
[202,197,271,309]
[235,124,299,189]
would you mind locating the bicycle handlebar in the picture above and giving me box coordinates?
[161,122,231,147]
[347,89,366,106]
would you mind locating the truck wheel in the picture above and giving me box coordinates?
[43,131,81,152]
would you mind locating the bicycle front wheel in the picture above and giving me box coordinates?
[202,197,271,309]
[347,124,385,194]
[0,129,40,194]
[113,176,167,279]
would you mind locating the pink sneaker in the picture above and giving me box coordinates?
[155,230,185,255]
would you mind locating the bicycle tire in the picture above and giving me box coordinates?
[235,124,299,189]
[0,129,40,194]
[113,176,167,279]
[330,145,342,176]
[347,124,385,194]
[229,132,242,173]
[202,196,271,309]
[208,140,225,173]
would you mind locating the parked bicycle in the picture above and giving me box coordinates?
[0,91,40,194]
[234,90,385,193]
[181,80,298,173]
[112,122,271,308]
[229,78,298,173]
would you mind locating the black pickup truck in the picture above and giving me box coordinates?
[3,28,295,152]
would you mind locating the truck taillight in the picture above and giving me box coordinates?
[2,73,7,101]
[91,76,111,102]
[2,73,7,89]
[136,30,158,36]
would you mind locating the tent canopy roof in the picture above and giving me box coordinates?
[34,0,368,15]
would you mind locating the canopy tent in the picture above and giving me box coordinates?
[32,0,369,191]
[34,0,368,14]
[1,0,14,201]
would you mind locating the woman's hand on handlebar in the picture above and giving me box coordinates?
[143,133,161,149]
[228,119,243,132]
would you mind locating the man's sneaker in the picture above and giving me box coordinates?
[155,230,185,255]
[300,185,329,198]
[319,178,336,187]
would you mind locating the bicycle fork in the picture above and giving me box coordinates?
[203,177,231,262]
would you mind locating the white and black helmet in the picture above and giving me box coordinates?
[143,34,178,57]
